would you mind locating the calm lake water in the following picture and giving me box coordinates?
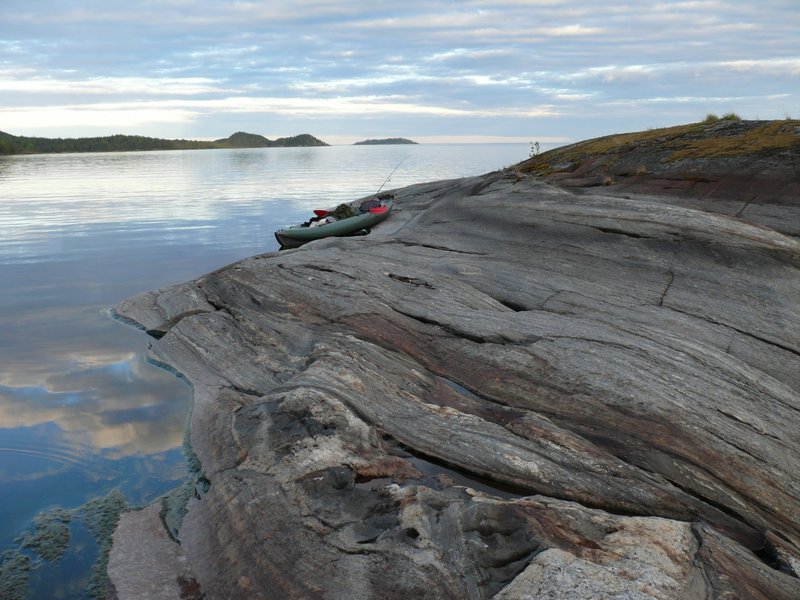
[0,143,530,598]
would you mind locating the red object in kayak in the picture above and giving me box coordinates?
[313,209,329,217]
[369,206,389,214]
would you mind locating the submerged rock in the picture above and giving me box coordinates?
[111,122,800,599]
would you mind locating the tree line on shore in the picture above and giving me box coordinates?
[0,131,329,155]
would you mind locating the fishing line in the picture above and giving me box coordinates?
[374,157,407,197]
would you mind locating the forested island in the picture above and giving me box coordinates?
[354,137,417,145]
[0,131,328,155]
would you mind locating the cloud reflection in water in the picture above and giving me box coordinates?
[0,351,187,460]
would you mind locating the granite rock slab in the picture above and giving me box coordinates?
[110,169,800,599]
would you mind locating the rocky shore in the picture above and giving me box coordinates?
[110,120,800,599]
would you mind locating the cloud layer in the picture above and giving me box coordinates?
[0,0,797,142]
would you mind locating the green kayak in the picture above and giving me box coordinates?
[275,199,393,249]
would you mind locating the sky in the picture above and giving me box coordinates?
[0,0,798,145]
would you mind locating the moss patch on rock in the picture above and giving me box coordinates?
[522,119,800,177]
[667,120,800,160]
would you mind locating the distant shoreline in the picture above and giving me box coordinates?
[0,131,328,156]
[0,131,430,156]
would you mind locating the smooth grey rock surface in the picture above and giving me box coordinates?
[107,503,199,600]
[111,169,800,599]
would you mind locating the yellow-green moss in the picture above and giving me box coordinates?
[569,123,702,156]
[522,120,800,174]
[667,120,800,161]
[520,123,702,174]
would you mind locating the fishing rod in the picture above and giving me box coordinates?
[373,157,406,197]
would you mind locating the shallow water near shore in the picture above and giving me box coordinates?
[0,142,532,598]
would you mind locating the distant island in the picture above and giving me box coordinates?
[354,138,417,145]
[219,132,328,149]
[0,131,328,155]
